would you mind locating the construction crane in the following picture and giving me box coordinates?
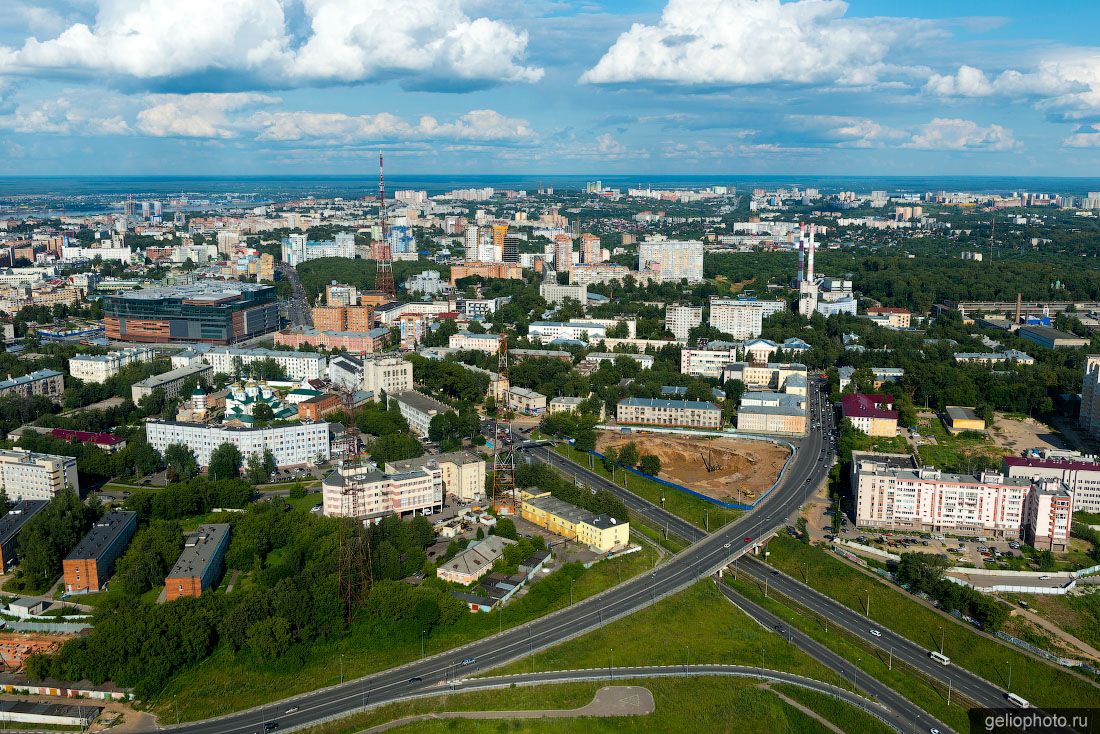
[375,151,395,298]
[490,333,519,515]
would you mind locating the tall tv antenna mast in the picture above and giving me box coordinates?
[375,151,395,297]
[337,464,374,625]
[491,333,519,515]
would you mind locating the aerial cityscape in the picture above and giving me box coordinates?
[0,1,1098,733]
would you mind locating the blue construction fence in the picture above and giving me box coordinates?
[570,437,798,511]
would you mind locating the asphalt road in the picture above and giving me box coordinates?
[278,262,312,328]
[167,379,839,733]
[736,554,1015,710]
[716,578,952,734]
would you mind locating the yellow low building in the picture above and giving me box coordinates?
[944,406,986,434]
[521,491,630,553]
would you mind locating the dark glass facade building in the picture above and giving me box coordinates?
[103,283,280,345]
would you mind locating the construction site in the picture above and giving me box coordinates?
[596,431,790,503]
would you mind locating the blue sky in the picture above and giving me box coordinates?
[2,0,1100,176]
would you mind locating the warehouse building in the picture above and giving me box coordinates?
[62,511,137,593]
[165,524,231,601]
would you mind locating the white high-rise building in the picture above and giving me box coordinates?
[709,298,764,339]
[637,239,703,282]
[0,449,79,500]
[665,304,702,341]
[463,225,480,259]
[361,356,414,397]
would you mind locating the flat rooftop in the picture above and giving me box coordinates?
[108,282,272,301]
[133,363,211,389]
[65,511,136,562]
[166,524,230,580]
[390,390,448,415]
[0,500,49,545]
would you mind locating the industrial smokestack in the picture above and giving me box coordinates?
[807,224,816,282]
[797,222,805,284]
[1015,293,1022,324]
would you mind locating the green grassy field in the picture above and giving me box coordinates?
[914,414,1009,473]
[300,677,862,734]
[774,683,895,734]
[151,546,660,721]
[554,444,741,532]
[763,535,1100,709]
[490,580,849,690]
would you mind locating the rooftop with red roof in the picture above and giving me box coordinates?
[1003,455,1100,471]
[841,393,898,420]
[50,428,125,446]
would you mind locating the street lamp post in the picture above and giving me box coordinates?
[421,629,426,658]
[570,578,575,606]
[610,647,614,681]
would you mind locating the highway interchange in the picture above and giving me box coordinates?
[166,377,1020,733]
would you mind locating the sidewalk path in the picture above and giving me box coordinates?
[1012,607,1100,663]
[360,685,654,733]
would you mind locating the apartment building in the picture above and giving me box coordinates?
[0,370,64,403]
[386,451,485,502]
[131,363,212,403]
[507,386,547,415]
[1023,481,1073,551]
[841,393,898,437]
[361,356,414,396]
[852,452,1032,537]
[274,326,391,352]
[145,420,330,468]
[681,345,739,378]
[720,362,807,391]
[1003,454,1100,514]
[664,304,702,341]
[568,264,654,287]
[0,501,49,571]
[837,366,905,391]
[708,298,764,339]
[864,307,911,329]
[637,239,703,282]
[322,461,443,519]
[521,492,629,553]
[527,321,607,344]
[165,524,231,601]
[449,331,502,353]
[68,347,157,384]
[0,449,79,501]
[62,511,138,593]
[583,352,654,370]
[539,282,588,305]
[1079,355,1100,442]
[312,305,375,332]
[196,347,328,381]
[388,390,448,438]
[616,397,722,430]
[735,392,807,435]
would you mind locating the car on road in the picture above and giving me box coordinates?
[743,536,752,543]
[723,542,732,548]
[408,676,423,683]
[462,658,476,665]
[870,629,882,637]
[771,570,780,576]
[264,724,279,732]
[285,706,299,714]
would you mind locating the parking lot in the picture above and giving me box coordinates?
[826,515,1030,569]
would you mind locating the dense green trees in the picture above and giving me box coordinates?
[516,462,628,522]
[123,478,252,522]
[114,520,184,596]
[428,409,479,450]
[12,488,98,593]
[367,433,424,465]
[209,442,242,480]
[164,444,199,483]
[894,552,1008,631]
[244,449,277,485]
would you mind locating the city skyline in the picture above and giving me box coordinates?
[2,0,1100,175]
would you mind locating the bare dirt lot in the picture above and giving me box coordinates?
[596,431,789,501]
[989,414,1069,453]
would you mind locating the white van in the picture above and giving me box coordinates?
[929,651,950,665]
[1005,692,1030,708]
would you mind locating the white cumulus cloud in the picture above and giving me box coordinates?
[1064,124,1100,148]
[902,118,1017,151]
[251,108,535,143]
[581,0,924,86]
[137,93,280,138]
[0,0,541,91]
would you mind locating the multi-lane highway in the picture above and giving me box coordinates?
[278,262,312,327]
[169,379,840,733]
[715,579,951,733]
[735,555,1013,710]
